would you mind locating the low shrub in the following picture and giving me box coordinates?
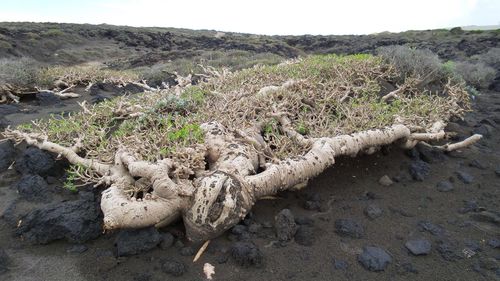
[0,58,40,87]
[453,61,496,89]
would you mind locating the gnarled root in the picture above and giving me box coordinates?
[5,119,483,241]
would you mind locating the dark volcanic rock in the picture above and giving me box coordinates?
[36,92,61,106]
[231,224,247,235]
[469,159,487,170]
[115,227,161,256]
[16,193,101,244]
[437,240,461,261]
[159,232,175,250]
[0,248,10,274]
[335,218,364,238]
[358,246,392,271]
[405,239,431,255]
[275,209,298,242]
[364,204,383,219]
[416,143,446,163]
[15,147,55,176]
[16,174,50,201]
[458,200,479,214]
[0,140,16,172]
[179,246,195,256]
[409,160,430,181]
[161,259,186,277]
[294,226,314,246]
[67,244,88,254]
[418,221,445,236]
[488,238,500,249]
[455,170,474,184]
[295,216,314,226]
[472,124,493,138]
[231,242,263,267]
[333,258,348,270]
[436,180,454,192]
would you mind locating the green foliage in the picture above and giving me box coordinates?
[44,28,65,37]
[63,165,80,192]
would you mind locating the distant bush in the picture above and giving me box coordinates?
[453,61,496,89]
[475,47,500,69]
[44,28,65,37]
[0,58,40,87]
[139,50,283,85]
[376,45,445,82]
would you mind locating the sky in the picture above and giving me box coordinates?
[0,0,499,35]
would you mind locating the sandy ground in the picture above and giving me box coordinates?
[0,89,499,281]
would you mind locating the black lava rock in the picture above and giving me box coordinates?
[409,160,430,181]
[488,238,500,249]
[16,194,101,244]
[335,218,364,238]
[364,204,383,219]
[469,159,487,170]
[333,258,348,270]
[455,171,474,184]
[179,246,195,256]
[294,226,314,246]
[230,242,263,267]
[437,240,461,261]
[0,248,10,274]
[275,209,298,242]
[231,224,247,235]
[161,259,186,277]
[294,217,313,227]
[0,140,16,172]
[458,200,479,214]
[67,244,89,254]
[405,239,431,255]
[15,147,55,176]
[159,232,175,250]
[36,92,61,106]
[16,174,51,202]
[472,124,493,138]
[115,227,162,256]
[358,246,392,271]
[436,180,454,192]
[416,143,446,163]
[418,221,445,236]
[248,223,262,234]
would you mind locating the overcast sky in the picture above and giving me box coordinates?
[1,0,499,35]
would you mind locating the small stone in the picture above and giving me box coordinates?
[295,216,314,226]
[418,221,444,236]
[402,262,418,274]
[458,200,478,214]
[275,209,298,242]
[405,239,431,255]
[231,225,247,235]
[161,260,186,276]
[230,242,263,267]
[409,160,430,181]
[469,159,487,170]
[436,240,461,261]
[248,223,262,234]
[455,171,474,184]
[378,175,393,186]
[67,244,88,254]
[364,204,383,219]
[358,246,392,271]
[488,238,500,249]
[416,143,446,163]
[159,233,175,250]
[436,181,454,192]
[294,226,314,246]
[180,246,195,256]
[333,258,348,270]
[335,219,364,238]
[115,227,162,256]
[304,200,322,211]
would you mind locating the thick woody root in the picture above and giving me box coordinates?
[6,119,482,241]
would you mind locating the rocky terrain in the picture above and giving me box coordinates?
[0,23,499,281]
